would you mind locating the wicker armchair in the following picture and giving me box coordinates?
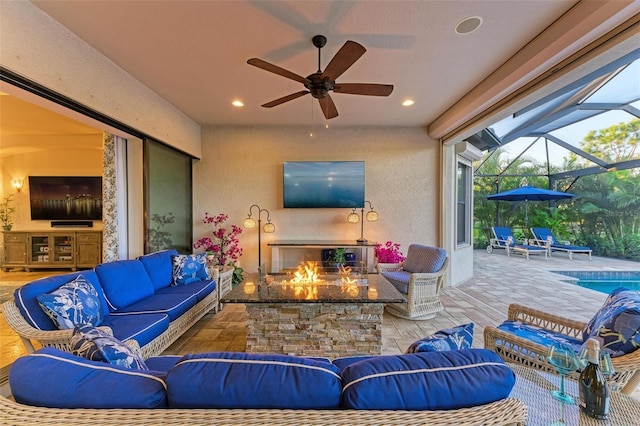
[377,244,448,320]
[484,303,640,395]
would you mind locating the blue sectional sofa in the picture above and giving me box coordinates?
[2,250,223,359]
[1,346,528,426]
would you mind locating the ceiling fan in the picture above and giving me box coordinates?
[247,35,394,120]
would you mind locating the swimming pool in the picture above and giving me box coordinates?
[553,270,640,294]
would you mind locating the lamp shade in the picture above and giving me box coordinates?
[365,210,379,222]
[243,217,257,229]
[263,222,275,233]
[347,212,360,223]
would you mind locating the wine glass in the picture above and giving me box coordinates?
[547,343,580,404]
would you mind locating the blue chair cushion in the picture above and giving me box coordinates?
[100,312,170,347]
[138,249,179,291]
[331,355,375,372]
[109,292,198,322]
[155,279,216,303]
[531,228,557,244]
[340,348,515,410]
[71,324,148,370]
[9,348,167,408]
[381,271,410,294]
[171,253,210,286]
[406,323,474,353]
[497,320,583,352]
[402,244,447,273]
[551,244,591,251]
[95,260,156,310]
[166,352,341,409]
[582,287,640,356]
[14,270,109,331]
[36,274,104,329]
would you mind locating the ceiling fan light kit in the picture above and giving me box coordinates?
[247,35,394,120]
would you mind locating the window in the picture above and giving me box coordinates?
[144,139,193,253]
[456,160,472,246]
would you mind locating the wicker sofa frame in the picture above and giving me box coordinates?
[484,303,640,395]
[377,257,448,320]
[1,267,234,360]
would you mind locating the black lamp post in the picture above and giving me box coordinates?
[243,204,275,272]
[347,200,378,244]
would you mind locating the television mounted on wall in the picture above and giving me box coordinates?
[29,176,103,220]
[283,161,365,208]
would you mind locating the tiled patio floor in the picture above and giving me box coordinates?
[2,249,639,400]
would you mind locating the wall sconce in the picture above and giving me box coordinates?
[346,200,378,244]
[10,178,24,193]
[243,204,275,271]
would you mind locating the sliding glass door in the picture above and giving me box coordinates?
[144,138,192,254]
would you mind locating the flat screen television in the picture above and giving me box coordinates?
[283,161,365,208]
[29,176,103,220]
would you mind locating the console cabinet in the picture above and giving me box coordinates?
[2,230,102,272]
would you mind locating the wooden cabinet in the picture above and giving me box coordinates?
[2,230,102,272]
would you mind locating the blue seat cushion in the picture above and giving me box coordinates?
[403,244,447,273]
[95,260,156,310]
[497,320,583,352]
[551,244,591,251]
[71,324,148,370]
[138,249,179,291]
[36,274,104,329]
[406,323,474,353]
[101,312,170,348]
[331,355,375,372]
[108,292,198,322]
[166,352,341,409]
[9,348,167,408]
[145,355,182,372]
[341,348,515,410]
[171,253,210,286]
[155,279,216,303]
[381,271,410,294]
[14,270,109,331]
[582,287,640,356]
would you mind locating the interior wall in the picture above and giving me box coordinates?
[1,134,104,231]
[194,125,440,274]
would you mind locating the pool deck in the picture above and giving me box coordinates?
[2,249,639,400]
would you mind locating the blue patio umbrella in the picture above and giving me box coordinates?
[486,185,575,228]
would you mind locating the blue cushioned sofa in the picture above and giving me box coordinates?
[2,250,225,359]
[0,346,527,426]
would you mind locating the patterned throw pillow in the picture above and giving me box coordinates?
[172,253,210,286]
[37,275,103,329]
[405,323,474,353]
[582,287,640,356]
[71,324,148,370]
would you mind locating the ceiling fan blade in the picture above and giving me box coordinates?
[334,83,394,96]
[261,91,310,108]
[318,94,338,120]
[320,40,366,81]
[247,58,310,84]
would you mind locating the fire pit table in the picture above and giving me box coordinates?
[221,262,405,357]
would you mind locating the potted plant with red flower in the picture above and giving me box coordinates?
[193,212,244,285]
[374,241,406,273]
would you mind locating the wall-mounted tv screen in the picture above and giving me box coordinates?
[283,161,365,208]
[29,176,103,220]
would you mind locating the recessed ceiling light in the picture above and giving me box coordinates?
[455,16,483,35]
[232,100,244,107]
[402,99,415,107]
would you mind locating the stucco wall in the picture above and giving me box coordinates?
[194,126,440,274]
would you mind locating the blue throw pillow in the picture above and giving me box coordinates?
[405,323,474,353]
[71,324,148,370]
[36,274,104,329]
[582,287,640,356]
[172,253,210,286]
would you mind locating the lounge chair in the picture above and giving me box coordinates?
[487,227,548,260]
[484,287,640,395]
[530,227,592,260]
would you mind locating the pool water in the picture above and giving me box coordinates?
[553,271,640,295]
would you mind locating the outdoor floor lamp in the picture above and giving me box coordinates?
[347,200,378,244]
[243,204,275,272]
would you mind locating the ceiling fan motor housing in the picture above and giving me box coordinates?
[305,72,334,99]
